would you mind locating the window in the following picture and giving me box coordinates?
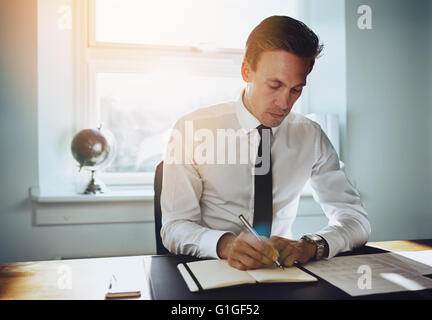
[80,0,303,185]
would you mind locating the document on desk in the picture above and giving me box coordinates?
[303,253,432,296]
[393,250,432,270]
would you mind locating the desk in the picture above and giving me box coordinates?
[0,240,431,300]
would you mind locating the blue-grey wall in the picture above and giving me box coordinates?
[0,0,39,261]
[345,0,432,240]
[430,2,432,196]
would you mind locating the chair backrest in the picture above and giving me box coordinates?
[154,161,171,255]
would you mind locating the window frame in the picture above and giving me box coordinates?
[78,0,305,186]
[87,0,247,54]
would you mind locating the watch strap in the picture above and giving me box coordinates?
[301,234,328,260]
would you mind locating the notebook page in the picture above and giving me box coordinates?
[186,260,256,290]
[247,266,318,283]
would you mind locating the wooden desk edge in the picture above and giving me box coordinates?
[1,240,431,300]
[367,240,432,252]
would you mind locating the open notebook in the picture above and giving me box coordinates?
[177,259,317,292]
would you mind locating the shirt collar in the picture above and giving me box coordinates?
[235,89,280,135]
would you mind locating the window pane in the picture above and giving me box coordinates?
[97,72,244,173]
[95,0,295,48]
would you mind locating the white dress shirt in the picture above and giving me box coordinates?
[161,91,371,260]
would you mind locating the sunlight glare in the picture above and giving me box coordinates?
[95,0,293,48]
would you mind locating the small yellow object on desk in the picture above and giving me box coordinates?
[105,274,141,299]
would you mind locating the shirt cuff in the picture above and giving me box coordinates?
[199,230,235,259]
[315,231,344,259]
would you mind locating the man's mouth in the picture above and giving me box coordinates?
[269,112,285,119]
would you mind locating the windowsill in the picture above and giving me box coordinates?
[30,185,312,204]
[29,186,155,226]
[28,185,314,226]
[29,186,155,203]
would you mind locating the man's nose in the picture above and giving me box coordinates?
[277,92,293,111]
[279,101,291,111]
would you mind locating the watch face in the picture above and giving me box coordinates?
[307,234,321,242]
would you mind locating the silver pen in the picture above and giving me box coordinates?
[238,214,284,269]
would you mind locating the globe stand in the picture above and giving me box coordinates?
[83,170,106,195]
[71,126,116,195]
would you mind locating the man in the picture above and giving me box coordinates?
[160,16,371,270]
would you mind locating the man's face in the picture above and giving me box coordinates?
[241,50,311,127]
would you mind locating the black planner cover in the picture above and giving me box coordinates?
[143,245,432,300]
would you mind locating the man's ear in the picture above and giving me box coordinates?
[241,60,252,82]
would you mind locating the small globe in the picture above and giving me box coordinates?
[71,128,116,172]
[71,127,116,194]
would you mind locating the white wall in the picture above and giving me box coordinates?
[293,0,347,238]
[0,0,156,263]
[306,0,347,159]
[37,0,75,195]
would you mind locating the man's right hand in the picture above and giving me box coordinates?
[216,232,280,270]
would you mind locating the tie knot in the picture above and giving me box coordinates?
[257,124,272,137]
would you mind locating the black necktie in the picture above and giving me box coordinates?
[253,125,273,238]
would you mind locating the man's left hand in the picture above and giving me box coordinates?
[270,236,317,267]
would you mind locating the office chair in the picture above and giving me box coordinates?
[154,161,171,255]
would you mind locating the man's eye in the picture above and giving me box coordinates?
[269,84,279,90]
[291,88,302,93]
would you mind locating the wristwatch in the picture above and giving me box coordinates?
[301,234,328,260]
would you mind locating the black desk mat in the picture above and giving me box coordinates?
[145,245,432,300]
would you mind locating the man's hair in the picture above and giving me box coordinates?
[245,15,324,72]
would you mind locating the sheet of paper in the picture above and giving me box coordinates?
[303,253,432,296]
[393,250,432,270]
